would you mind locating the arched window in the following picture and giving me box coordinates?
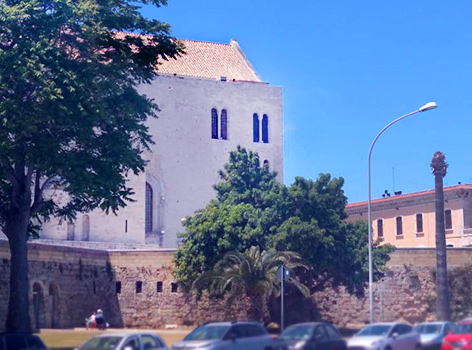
[262,114,269,143]
[82,215,90,241]
[221,109,228,140]
[211,108,218,139]
[145,182,153,232]
[67,222,75,241]
[253,114,260,142]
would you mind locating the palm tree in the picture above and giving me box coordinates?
[193,246,309,321]
[431,151,451,320]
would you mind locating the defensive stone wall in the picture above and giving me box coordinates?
[1,241,472,331]
[0,240,250,332]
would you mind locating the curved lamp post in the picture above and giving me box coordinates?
[367,102,437,323]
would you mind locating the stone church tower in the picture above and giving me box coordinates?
[37,38,283,248]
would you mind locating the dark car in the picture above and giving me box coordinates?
[271,322,346,350]
[0,333,49,350]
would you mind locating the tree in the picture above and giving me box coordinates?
[175,147,395,295]
[431,151,451,320]
[193,246,309,321]
[0,0,182,332]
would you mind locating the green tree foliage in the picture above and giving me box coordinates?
[194,246,309,321]
[0,0,182,332]
[175,146,395,294]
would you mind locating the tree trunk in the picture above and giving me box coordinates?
[250,294,267,322]
[434,173,451,320]
[5,214,32,333]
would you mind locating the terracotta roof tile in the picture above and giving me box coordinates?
[158,39,261,82]
[114,33,261,82]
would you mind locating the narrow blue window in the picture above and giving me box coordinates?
[145,183,153,232]
[221,109,228,140]
[262,114,269,143]
[211,108,218,139]
[253,114,260,142]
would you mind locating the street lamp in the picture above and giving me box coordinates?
[367,102,437,323]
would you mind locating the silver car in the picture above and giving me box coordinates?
[347,322,421,350]
[172,321,273,350]
[76,332,168,350]
[414,321,455,350]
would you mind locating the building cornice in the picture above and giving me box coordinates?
[346,184,472,216]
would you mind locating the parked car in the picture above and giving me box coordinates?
[171,321,273,350]
[0,332,49,350]
[347,322,421,350]
[414,321,455,350]
[76,332,168,350]
[271,322,347,350]
[441,320,472,350]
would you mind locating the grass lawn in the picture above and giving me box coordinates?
[37,328,190,350]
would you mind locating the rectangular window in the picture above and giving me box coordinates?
[136,281,142,293]
[445,209,452,230]
[171,283,178,293]
[157,281,163,293]
[116,281,122,294]
[396,216,403,236]
[377,219,383,238]
[416,213,423,233]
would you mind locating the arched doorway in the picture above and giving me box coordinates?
[32,282,46,330]
[49,282,60,328]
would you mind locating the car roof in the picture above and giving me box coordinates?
[89,332,160,338]
[365,322,408,326]
[417,321,451,325]
[286,322,330,327]
[201,321,261,326]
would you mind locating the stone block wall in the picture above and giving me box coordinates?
[2,241,472,332]
[0,240,251,331]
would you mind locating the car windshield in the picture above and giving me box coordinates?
[184,325,230,341]
[357,325,392,336]
[78,336,123,350]
[415,324,442,334]
[279,325,314,341]
[453,324,472,334]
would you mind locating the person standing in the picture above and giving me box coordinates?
[95,309,106,330]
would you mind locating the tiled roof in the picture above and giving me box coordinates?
[115,33,261,82]
[346,184,472,209]
[158,39,261,82]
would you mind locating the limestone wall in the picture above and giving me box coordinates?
[0,240,250,332]
[1,242,472,331]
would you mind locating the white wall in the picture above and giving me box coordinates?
[141,75,283,247]
[38,75,283,248]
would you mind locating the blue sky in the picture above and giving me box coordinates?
[143,1,472,203]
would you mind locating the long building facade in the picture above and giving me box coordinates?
[35,38,283,248]
[346,184,472,248]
